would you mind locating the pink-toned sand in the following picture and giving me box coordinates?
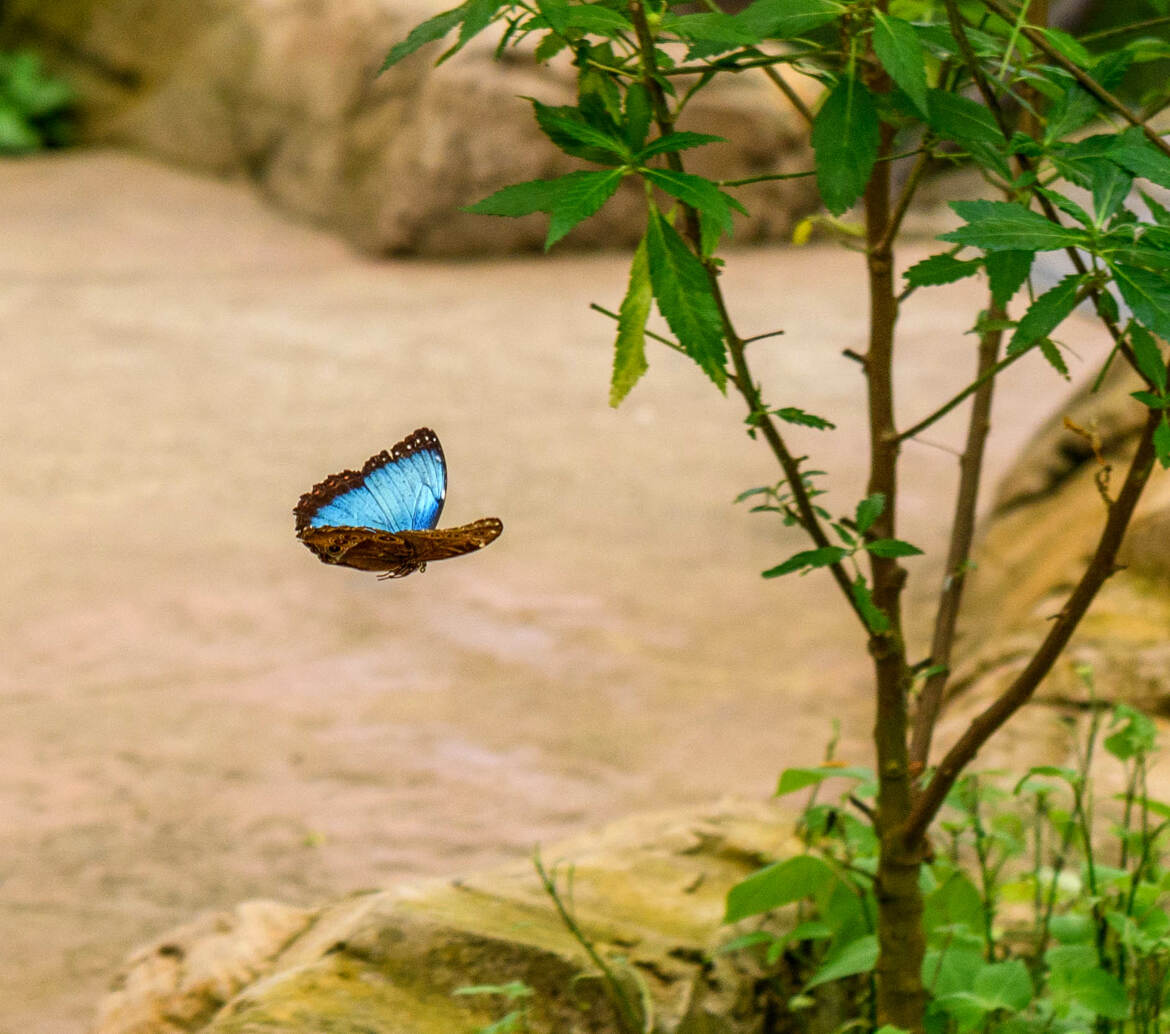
[0,151,1108,1032]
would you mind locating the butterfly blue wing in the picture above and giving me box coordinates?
[296,428,447,533]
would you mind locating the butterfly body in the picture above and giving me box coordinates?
[294,428,502,579]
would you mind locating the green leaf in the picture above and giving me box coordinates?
[380,6,465,70]
[1157,414,1170,470]
[1129,322,1167,392]
[465,169,622,247]
[941,200,1086,252]
[544,169,623,248]
[923,872,984,937]
[1090,161,1133,226]
[1108,127,1170,190]
[851,576,889,633]
[563,5,632,33]
[624,83,652,152]
[448,0,502,61]
[985,250,1033,307]
[866,538,923,558]
[854,493,885,533]
[532,100,628,164]
[972,959,1032,1013]
[903,253,982,288]
[642,168,735,256]
[806,934,879,989]
[1008,273,1085,354]
[872,14,928,116]
[725,855,839,922]
[775,765,875,796]
[737,0,841,41]
[662,11,761,46]
[637,131,725,161]
[812,76,880,216]
[1068,968,1129,1020]
[771,406,835,430]
[610,237,652,406]
[1114,263,1170,340]
[924,90,1010,178]
[645,209,727,388]
[0,103,41,152]
[1038,339,1070,379]
[762,545,849,578]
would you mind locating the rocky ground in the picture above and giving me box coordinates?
[0,150,1113,1033]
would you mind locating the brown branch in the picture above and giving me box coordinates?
[909,305,1005,770]
[903,406,1161,846]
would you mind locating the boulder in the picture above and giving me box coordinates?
[94,800,840,1034]
[0,0,819,256]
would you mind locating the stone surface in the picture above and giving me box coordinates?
[0,0,819,256]
[94,802,805,1034]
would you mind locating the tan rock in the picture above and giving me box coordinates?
[94,801,822,1034]
[0,0,819,255]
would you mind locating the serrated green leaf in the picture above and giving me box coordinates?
[532,100,628,164]
[903,252,982,288]
[564,5,632,33]
[662,11,761,46]
[941,200,1085,253]
[637,131,725,161]
[1108,127,1170,190]
[1090,158,1133,226]
[762,545,849,578]
[380,6,466,70]
[610,237,652,406]
[645,209,727,388]
[985,249,1034,306]
[806,934,879,989]
[464,177,576,217]
[772,406,836,430]
[925,89,1003,148]
[851,575,889,633]
[812,76,880,216]
[446,0,502,61]
[643,167,735,255]
[545,168,623,248]
[1130,321,1167,392]
[1131,390,1170,409]
[725,855,839,923]
[873,13,928,116]
[866,538,923,558]
[535,0,569,32]
[1157,414,1170,470]
[737,0,840,40]
[624,83,652,152]
[1008,273,1085,354]
[855,493,885,533]
[1114,262,1170,340]
[1038,339,1070,379]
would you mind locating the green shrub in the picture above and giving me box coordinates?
[0,50,74,154]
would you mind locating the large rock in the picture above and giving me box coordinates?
[932,363,1170,788]
[0,0,818,256]
[94,801,836,1034]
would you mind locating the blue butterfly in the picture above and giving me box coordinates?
[294,428,502,579]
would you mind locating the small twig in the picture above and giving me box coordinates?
[761,63,813,124]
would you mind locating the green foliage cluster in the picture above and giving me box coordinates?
[0,50,73,153]
[725,691,1170,1032]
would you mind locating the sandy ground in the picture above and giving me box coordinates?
[0,151,1111,1033]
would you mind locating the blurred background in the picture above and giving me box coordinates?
[0,1,1156,1031]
